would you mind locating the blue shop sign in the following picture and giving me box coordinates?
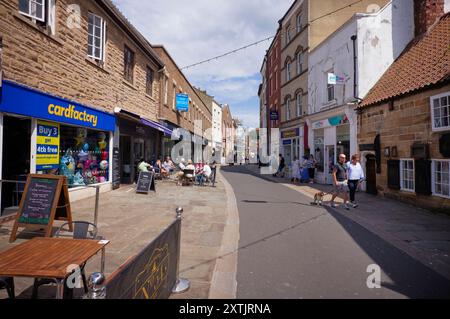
[283,139,292,145]
[0,80,115,131]
[176,93,189,112]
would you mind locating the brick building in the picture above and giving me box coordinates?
[358,8,450,212]
[152,46,212,164]
[0,0,166,210]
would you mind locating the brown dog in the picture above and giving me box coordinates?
[311,191,329,206]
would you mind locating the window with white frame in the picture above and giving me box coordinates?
[326,71,335,102]
[297,52,304,75]
[19,0,45,22]
[296,14,302,32]
[431,92,450,131]
[19,0,56,34]
[432,160,450,198]
[88,13,106,62]
[286,62,291,82]
[164,76,169,105]
[296,93,302,117]
[400,159,415,192]
[286,99,291,121]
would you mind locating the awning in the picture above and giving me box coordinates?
[141,118,172,137]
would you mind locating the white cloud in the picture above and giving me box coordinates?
[112,0,292,126]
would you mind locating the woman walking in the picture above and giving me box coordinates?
[291,156,300,184]
[347,154,365,208]
[307,154,316,184]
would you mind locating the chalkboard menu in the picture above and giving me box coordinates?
[112,147,121,190]
[136,172,155,194]
[10,174,73,242]
[18,178,58,225]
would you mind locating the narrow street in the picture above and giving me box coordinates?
[221,165,450,299]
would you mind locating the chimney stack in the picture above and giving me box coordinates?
[414,0,445,36]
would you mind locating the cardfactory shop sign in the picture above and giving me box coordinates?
[0,80,115,131]
[48,104,98,127]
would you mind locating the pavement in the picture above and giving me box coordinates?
[242,164,450,282]
[0,169,238,299]
[222,165,450,298]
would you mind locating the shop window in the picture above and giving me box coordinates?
[39,126,110,187]
[124,45,135,83]
[431,92,450,131]
[387,160,401,190]
[400,159,415,192]
[432,159,450,198]
[314,129,324,173]
[88,13,106,62]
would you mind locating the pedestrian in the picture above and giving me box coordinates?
[273,154,285,177]
[308,154,316,184]
[330,153,350,210]
[346,154,365,208]
[291,156,300,183]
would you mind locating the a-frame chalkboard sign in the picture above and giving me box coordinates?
[9,174,73,243]
[136,171,156,194]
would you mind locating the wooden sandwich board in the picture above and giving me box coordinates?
[136,171,156,194]
[9,174,73,243]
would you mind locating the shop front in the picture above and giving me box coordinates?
[311,114,352,184]
[280,127,303,166]
[0,80,115,214]
[115,108,171,185]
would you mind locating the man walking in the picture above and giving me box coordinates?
[330,154,350,210]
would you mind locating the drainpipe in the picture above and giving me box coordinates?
[350,35,358,101]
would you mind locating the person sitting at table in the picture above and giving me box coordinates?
[176,158,187,186]
[138,158,152,173]
[197,163,213,186]
[155,158,168,178]
[163,156,175,174]
[185,160,195,178]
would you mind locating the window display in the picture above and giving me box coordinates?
[38,124,110,187]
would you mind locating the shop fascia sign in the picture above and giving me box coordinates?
[328,73,345,85]
[312,114,349,130]
[281,128,300,139]
[0,81,115,131]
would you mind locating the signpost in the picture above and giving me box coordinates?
[9,174,73,242]
[175,94,189,112]
[136,171,155,194]
[270,110,279,121]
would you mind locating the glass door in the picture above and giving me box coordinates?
[325,145,335,184]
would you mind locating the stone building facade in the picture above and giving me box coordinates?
[0,0,166,208]
[358,11,450,212]
[153,46,212,163]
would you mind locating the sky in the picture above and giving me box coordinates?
[112,0,293,128]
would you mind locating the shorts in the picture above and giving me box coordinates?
[333,181,348,194]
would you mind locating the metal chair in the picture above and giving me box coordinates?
[182,169,195,186]
[32,221,99,299]
[0,277,15,299]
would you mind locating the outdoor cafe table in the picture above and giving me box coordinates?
[0,237,109,299]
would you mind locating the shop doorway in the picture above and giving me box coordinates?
[283,144,292,166]
[366,154,377,195]
[325,145,335,184]
[1,115,31,214]
[120,135,132,184]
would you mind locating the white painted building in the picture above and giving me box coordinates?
[212,99,223,162]
[307,0,415,185]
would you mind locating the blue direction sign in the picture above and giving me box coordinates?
[176,93,189,112]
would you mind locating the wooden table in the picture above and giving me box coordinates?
[0,237,109,299]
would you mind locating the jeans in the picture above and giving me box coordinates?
[348,180,359,202]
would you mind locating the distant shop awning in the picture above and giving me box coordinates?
[141,118,172,137]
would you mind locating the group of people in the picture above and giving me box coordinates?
[176,159,214,186]
[330,153,365,210]
[137,156,176,179]
[273,154,317,184]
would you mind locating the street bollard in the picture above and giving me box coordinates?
[172,207,191,294]
[94,185,100,227]
[84,272,106,299]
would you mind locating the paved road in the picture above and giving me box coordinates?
[221,165,450,299]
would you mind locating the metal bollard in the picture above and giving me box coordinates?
[172,207,190,294]
[84,272,106,299]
